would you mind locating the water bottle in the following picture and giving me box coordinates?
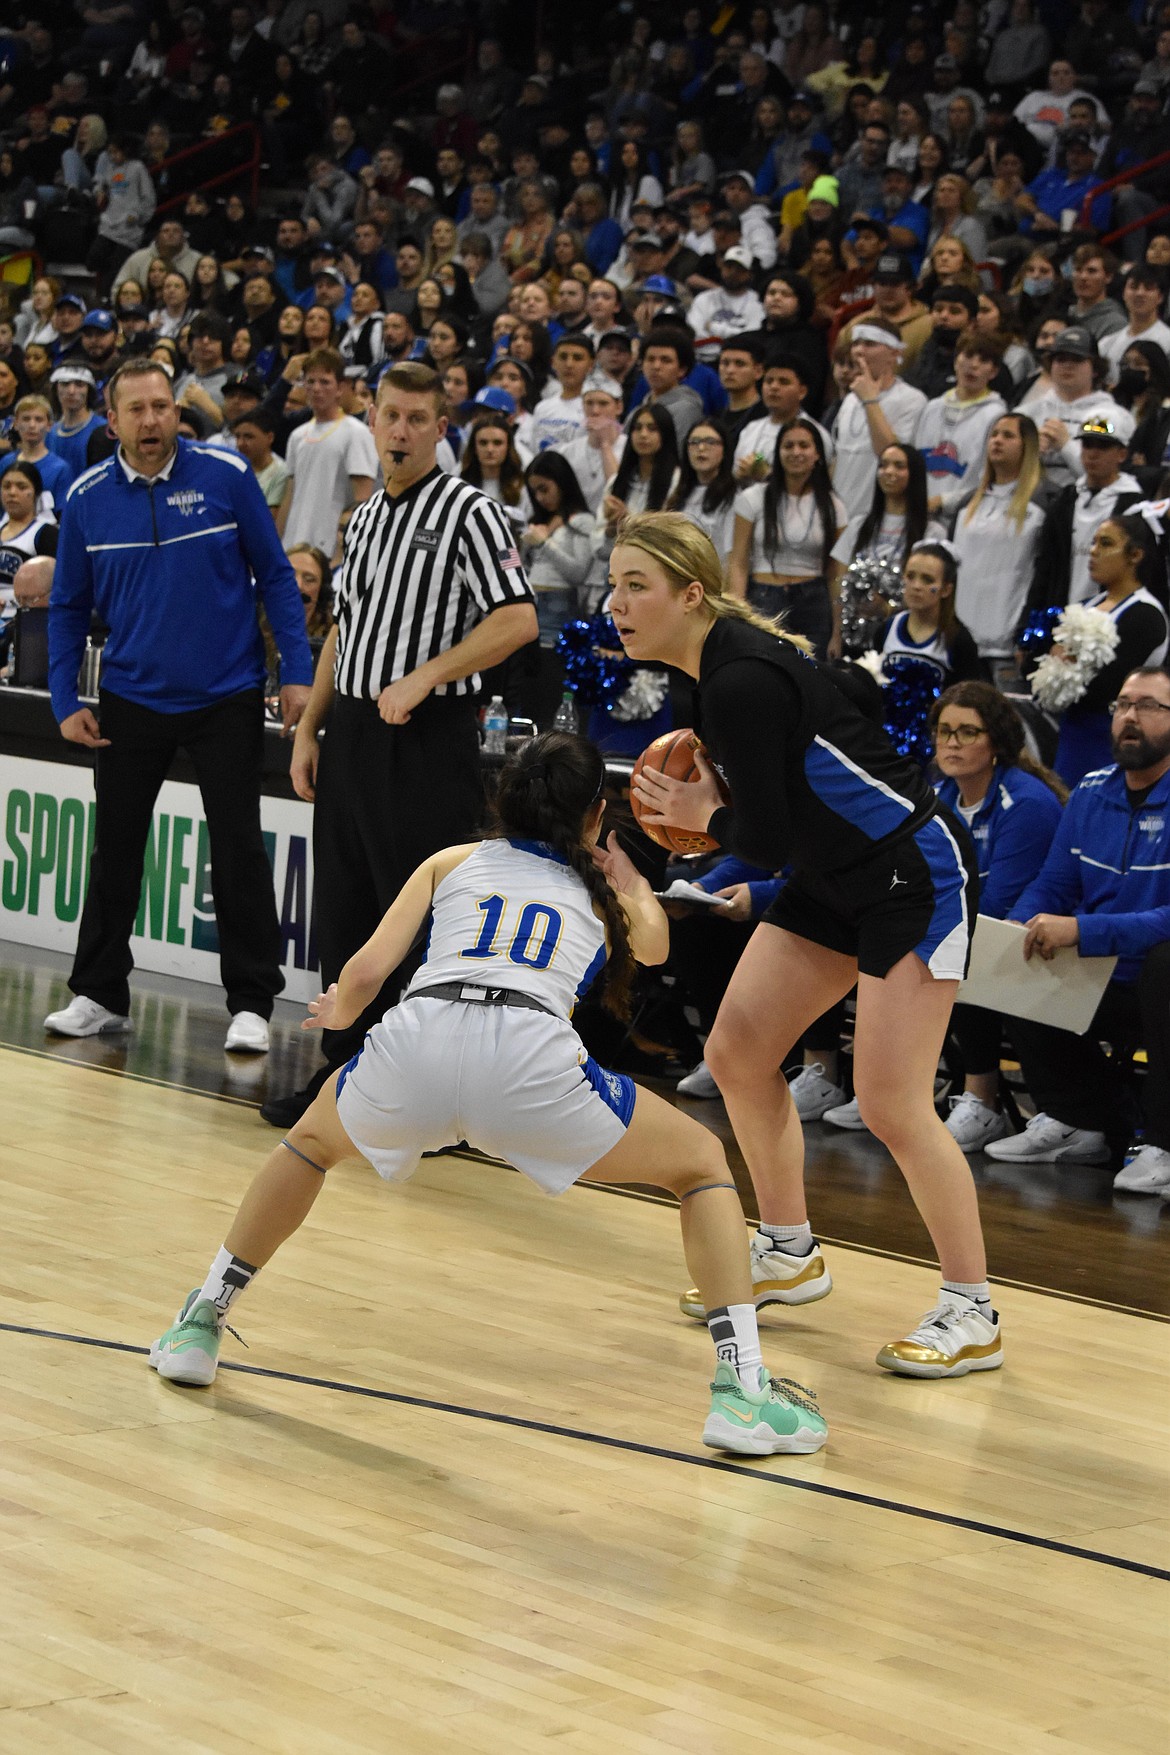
[553,690,578,734]
[484,695,508,754]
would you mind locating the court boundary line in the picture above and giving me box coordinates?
[1,1317,1166,1584]
[2,1039,1167,1325]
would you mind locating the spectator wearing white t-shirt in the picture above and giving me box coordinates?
[687,247,766,361]
[276,347,378,554]
[528,332,594,452]
[1098,267,1170,381]
[831,321,927,520]
[734,351,834,484]
[555,373,627,512]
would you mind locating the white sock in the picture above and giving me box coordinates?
[942,1278,994,1319]
[706,1303,764,1388]
[759,1221,814,1256]
[197,1246,259,1322]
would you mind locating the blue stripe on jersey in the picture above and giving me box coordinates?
[336,1049,362,1099]
[581,1056,636,1128]
[910,816,970,974]
[575,941,607,1003]
[804,735,917,842]
[506,836,570,866]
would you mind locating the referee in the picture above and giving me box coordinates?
[263,361,538,1125]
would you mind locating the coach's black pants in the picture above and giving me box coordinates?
[71,687,284,1018]
[1001,943,1170,1147]
[313,694,484,1068]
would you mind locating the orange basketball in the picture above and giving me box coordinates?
[630,729,728,856]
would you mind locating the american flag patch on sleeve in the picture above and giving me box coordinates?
[499,546,523,569]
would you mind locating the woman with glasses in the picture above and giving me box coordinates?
[669,419,737,557]
[1044,514,1170,785]
[928,683,1066,1154]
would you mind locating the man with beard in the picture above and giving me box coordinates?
[982,667,1170,1191]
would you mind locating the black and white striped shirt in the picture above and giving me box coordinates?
[334,466,535,698]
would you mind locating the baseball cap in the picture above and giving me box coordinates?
[57,292,88,313]
[720,169,757,188]
[311,239,340,258]
[222,370,265,396]
[241,242,275,262]
[1048,324,1097,359]
[629,230,664,250]
[807,175,840,206]
[314,266,346,284]
[790,89,815,106]
[642,273,676,295]
[854,215,889,240]
[723,244,755,269]
[50,363,96,386]
[597,328,633,349]
[405,176,435,197]
[874,251,914,284]
[1132,79,1162,97]
[473,385,516,414]
[583,370,624,398]
[934,52,958,70]
[985,91,1009,109]
[931,282,979,316]
[1079,416,1127,446]
[1063,129,1094,150]
[119,303,151,321]
[82,309,117,332]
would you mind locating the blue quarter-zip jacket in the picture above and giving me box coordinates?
[935,765,1063,921]
[1009,764,1170,984]
[50,439,313,720]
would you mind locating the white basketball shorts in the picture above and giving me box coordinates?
[334,996,637,1196]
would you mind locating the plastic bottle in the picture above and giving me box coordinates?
[484,695,508,754]
[553,690,578,734]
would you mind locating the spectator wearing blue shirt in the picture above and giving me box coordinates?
[0,394,74,511]
[981,667,1170,1190]
[1022,132,1111,237]
[754,94,834,203]
[572,183,625,276]
[869,164,930,273]
[927,683,1066,1154]
[44,357,314,1053]
[45,365,106,483]
[296,265,353,323]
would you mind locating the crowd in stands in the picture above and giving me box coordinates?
[0,0,1168,1192]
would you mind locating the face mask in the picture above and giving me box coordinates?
[1023,276,1052,298]
[1114,367,1148,407]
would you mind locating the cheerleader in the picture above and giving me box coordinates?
[613,511,999,1379]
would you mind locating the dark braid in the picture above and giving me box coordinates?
[493,732,636,1017]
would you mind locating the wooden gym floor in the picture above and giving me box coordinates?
[1,956,1168,1753]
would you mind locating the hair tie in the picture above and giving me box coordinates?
[526,760,549,782]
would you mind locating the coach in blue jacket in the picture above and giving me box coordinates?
[983,665,1170,1193]
[45,356,314,1053]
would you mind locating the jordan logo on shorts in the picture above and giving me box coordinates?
[889,871,907,891]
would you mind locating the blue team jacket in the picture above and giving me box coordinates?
[1009,763,1170,983]
[935,765,1063,920]
[50,439,313,720]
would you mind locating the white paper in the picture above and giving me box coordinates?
[958,916,1117,1034]
[654,880,731,909]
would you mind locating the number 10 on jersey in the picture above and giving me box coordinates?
[460,894,564,969]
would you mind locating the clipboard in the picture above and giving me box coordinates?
[958,916,1117,1035]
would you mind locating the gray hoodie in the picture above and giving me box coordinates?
[95,153,156,249]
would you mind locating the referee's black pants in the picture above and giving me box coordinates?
[70,687,284,1019]
[313,694,484,1069]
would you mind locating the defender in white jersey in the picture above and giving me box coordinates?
[149,735,828,1456]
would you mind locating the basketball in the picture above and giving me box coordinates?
[630,729,727,856]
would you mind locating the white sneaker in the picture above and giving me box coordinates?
[677,1059,720,1099]
[224,1011,270,1053]
[1113,1143,1170,1196]
[822,1095,867,1131]
[944,1093,1014,1154]
[877,1291,1003,1378]
[983,1111,1109,1165]
[44,995,132,1038]
[680,1232,833,1319]
[786,1062,847,1120]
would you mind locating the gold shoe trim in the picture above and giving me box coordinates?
[877,1337,1002,1367]
[754,1255,826,1294]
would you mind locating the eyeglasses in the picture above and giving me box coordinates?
[687,435,720,448]
[1109,697,1170,717]
[934,723,988,745]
